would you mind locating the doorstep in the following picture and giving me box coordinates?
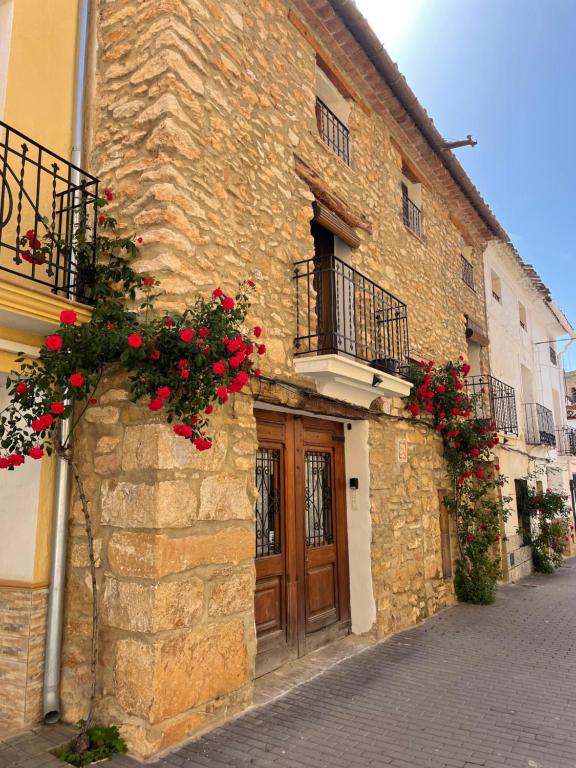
[253,632,376,707]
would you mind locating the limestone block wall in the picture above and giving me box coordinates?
[0,586,48,732]
[61,375,257,757]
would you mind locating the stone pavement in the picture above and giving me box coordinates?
[3,562,576,768]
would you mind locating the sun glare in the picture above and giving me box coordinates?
[354,0,420,55]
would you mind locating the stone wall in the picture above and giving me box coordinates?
[0,586,47,732]
[63,0,496,755]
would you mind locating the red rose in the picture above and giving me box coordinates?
[254,326,262,338]
[470,448,480,456]
[205,405,214,414]
[462,363,471,377]
[89,398,97,405]
[212,288,224,297]
[45,335,63,351]
[164,317,174,328]
[69,373,85,387]
[180,369,190,379]
[180,328,194,342]
[257,344,266,355]
[8,453,24,467]
[137,237,144,244]
[254,368,261,377]
[150,350,160,360]
[25,229,35,240]
[104,188,113,201]
[148,398,163,411]
[407,404,419,417]
[455,380,464,391]
[199,327,209,338]
[495,464,500,471]
[424,403,433,412]
[31,419,45,432]
[194,437,212,451]
[0,457,10,469]
[60,309,77,325]
[495,534,501,542]
[15,382,28,395]
[51,402,65,415]
[466,534,475,542]
[106,322,114,330]
[143,276,155,286]
[127,333,143,348]
[221,297,235,310]
[98,215,106,224]
[157,386,171,399]
[216,385,228,399]
[228,355,242,369]
[28,447,44,460]
[435,384,445,394]
[213,361,226,375]
[248,279,256,287]
[476,469,485,479]
[173,423,193,438]
[418,361,426,368]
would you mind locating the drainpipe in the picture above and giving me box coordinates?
[43,0,90,724]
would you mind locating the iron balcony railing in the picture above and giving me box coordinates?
[402,186,422,238]
[294,254,410,374]
[461,255,475,290]
[315,97,350,165]
[555,427,576,456]
[524,402,556,446]
[0,120,99,304]
[464,374,519,435]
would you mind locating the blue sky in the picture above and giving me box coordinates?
[355,0,576,365]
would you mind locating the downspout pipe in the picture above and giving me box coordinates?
[43,0,90,724]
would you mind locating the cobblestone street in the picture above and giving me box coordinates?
[3,563,576,768]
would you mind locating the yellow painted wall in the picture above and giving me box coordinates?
[3,0,79,157]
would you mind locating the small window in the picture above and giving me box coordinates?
[401,169,422,238]
[550,344,558,366]
[519,303,527,331]
[491,271,502,303]
[461,255,474,290]
[315,66,350,165]
[438,494,452,579]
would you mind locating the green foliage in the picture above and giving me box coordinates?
[56,725,127,766]
[404,359,510,604]
[0,194,264,467]
[525,487,571,572]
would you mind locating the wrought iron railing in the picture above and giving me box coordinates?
[294,254,409,374]
[315,97,350,165]
[0,120,99,303]
[402,187,422,237]
[555,427,576,456]
[465,375,518,435]
[461,255,475,290]
[524,402,556,446]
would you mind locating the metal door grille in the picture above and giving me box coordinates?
[255,448,281,557]
[305,451,333,547]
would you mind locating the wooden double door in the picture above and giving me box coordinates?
[254,410,350,677]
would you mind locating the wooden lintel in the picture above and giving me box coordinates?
[294,154,372,233]
[389,135,432,191]
[288,8,371,115]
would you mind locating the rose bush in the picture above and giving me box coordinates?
[526,488,571,573]
[404,359,510,604]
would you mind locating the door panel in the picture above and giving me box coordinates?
[254,410,350,675]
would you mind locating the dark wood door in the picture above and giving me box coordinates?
[254,410,350,676]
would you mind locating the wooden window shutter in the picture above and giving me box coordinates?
[312,201,360,249]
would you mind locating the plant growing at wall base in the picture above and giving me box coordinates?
[525,488,571,572]
[0,191,266,756]
[404,359,510,604]
[55,725,127,767]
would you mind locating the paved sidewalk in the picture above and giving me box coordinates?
[3,562,576,768]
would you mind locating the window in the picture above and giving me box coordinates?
[461,254,474,290]
[550,344,558,366]
[519,303,527,331]
[315,66,350,165]
[491,271,502,303]
[515,479,531,547]
[401,167,422,238]
[439,493,452,579]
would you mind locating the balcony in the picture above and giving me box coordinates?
[315,97,350,166]
[524,403,556,446]
[0,120,99,306]
[555,427,576,456]
[293,255,412,406]
[465,374,519,435]
[402,189,422,238]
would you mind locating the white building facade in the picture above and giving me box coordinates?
[481,241,576,581]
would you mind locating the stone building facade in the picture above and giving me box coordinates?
[49,0,510,757]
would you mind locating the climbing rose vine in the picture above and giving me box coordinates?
[0,193,265,466]
[526,488,572,573]
[404,358,510,604]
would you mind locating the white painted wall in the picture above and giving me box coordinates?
[0,373,41,580]
[0,0,14,121]
[344,419,376,634]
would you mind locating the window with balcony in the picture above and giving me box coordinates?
[491,271,502,303]
[401,168,422,238]
[464,374,518,435]
[461,254,474,290]
[315,66,350,165]
[519,302,527,331]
